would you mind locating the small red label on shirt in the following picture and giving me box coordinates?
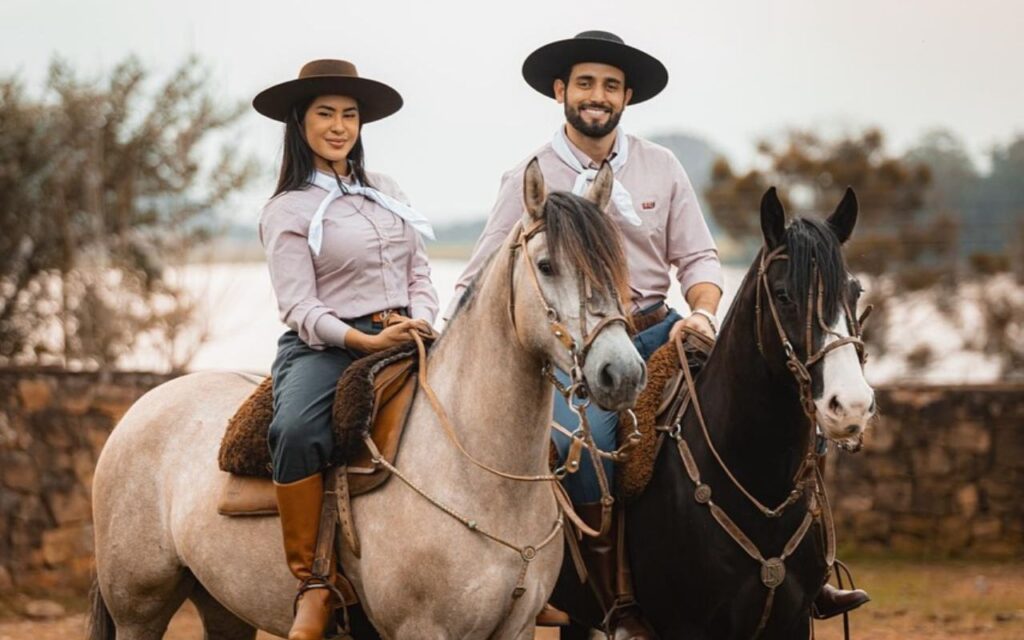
[642,200,656,210]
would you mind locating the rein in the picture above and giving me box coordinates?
[659,242,871,637]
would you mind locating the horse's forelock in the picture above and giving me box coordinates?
[785,217,847,324]
[543,192,631,310]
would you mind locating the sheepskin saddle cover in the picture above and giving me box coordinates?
[218,341,420,490]
[616,331,714,499]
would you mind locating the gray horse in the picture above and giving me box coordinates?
[90,160,645,640]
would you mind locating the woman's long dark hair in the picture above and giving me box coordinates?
[273,96,373,196]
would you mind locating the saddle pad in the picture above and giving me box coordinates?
[616,331,713,499]
[217,341,422,516]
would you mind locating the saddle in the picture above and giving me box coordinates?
[216,341,423,516]
[615,330,714,499]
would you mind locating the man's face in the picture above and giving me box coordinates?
[554,62,633,139]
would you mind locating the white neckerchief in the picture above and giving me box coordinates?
[306,171,435,256]
[550,127,641,226]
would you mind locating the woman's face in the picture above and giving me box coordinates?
[303,94,360,173]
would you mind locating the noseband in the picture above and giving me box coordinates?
[754,244,870,434]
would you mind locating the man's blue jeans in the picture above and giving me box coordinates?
[550,307,682,504]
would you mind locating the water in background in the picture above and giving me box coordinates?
[137,259,742,374]
[120,259,1003,384]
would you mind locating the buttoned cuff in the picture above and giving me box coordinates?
[410,305,435,323]
[312,314,352,349]
[678,253,725,298]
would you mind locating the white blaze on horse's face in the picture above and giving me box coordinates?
[814,309,875,442]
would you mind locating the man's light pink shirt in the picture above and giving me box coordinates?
[446,132,723,319]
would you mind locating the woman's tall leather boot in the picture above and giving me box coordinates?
[275,473,338,640]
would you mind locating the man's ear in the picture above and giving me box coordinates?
[553,78,566,104]
[624,86,633,106]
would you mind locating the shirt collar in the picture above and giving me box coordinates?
[562,126,622,170]
[312,170,354,191]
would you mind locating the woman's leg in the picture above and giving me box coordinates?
[268,332,357,640]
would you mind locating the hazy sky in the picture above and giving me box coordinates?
[3,0,1022,223]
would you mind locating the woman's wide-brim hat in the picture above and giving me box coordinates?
[253,59,403,124]
[522,30,668,105]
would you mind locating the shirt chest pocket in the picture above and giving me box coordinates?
[633,194,666,235]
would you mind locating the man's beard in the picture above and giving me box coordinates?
[565,101,623,138]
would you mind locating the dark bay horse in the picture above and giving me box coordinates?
[553,187,875,639]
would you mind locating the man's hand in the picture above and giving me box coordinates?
[669,313,715,342]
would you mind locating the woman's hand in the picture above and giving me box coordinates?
[385,314,436,339]
[344,319,431,354]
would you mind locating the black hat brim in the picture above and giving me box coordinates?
[522,38,668,105]
[252,76,403,124]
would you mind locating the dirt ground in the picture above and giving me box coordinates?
[2,558,1022,640]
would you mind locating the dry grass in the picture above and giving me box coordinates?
[1,558,1021,639]
[813,557,1024,640]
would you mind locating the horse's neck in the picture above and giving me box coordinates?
[426,256,553,477]
[693,280,812,503]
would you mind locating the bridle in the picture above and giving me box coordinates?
[507,216,642,535]
[508,217,632,390]
[755,244,871,447]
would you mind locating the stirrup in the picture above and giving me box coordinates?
[293,576,345,615]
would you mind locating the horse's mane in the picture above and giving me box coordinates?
[448,191,631,323]
[784,217,848,324]
[544,191,631,309]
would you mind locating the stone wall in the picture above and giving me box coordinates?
[829,384,1024,558]
[0,370,1021,596]
[0,368,176,595]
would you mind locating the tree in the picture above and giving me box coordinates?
[0,57,256,371]
[705,129,948,358]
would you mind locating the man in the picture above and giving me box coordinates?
[449,31,865,638]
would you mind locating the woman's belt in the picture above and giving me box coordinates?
[344,308,409,329]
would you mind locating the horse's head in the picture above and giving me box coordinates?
[756,187,875,445]
[509,158,646,411]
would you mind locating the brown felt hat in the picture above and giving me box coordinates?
[252,59,403,123]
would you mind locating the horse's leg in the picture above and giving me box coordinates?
[100,565,194,640]
[190,582,257,640]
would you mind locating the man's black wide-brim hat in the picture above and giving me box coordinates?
[522,30,668,104]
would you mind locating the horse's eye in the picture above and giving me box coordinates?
[850,278,864,298]
[537,259,554,276]
[774,286,793,305]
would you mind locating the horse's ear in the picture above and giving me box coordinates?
[523,158,546,220]
[584,161,614,211]
[826,187,858,244]
[760,187,786,250]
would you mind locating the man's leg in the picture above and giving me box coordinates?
[550,376,657,639]
[813,442,870,619]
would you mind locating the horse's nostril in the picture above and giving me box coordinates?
[828,394,842,414]
[845,424,859,435]
[600,363,616,389]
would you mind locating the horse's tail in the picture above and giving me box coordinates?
[88,577,115,640]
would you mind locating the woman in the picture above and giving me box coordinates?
[253,59,438,640]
